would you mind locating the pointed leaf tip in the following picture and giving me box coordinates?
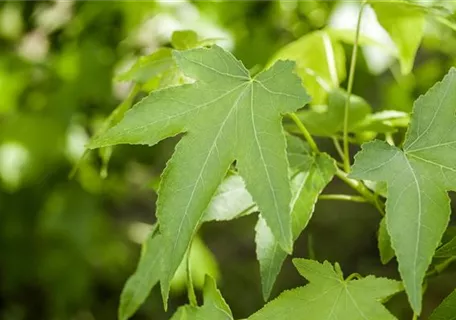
[350,68,456,313]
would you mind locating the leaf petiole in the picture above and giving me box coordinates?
[186,240,198,307]
[346,273,363,281]
[319,194,367,203]
[426,256,456,278]
[335,169,385,216]
[288,113,320,154]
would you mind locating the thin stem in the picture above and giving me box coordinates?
[332,136,345,161]
[346,273,363,281]
[426,256,456,278]
[187,240,197,307]
[288,112,385,216]
[343,1,366,172]
[412,313,418,320]
[289,113,319,154]
[385,133,395,146]
[335,169,385,216]
[319,194,367,203]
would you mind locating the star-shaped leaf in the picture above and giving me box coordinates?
[350,68,456,314]
[255,136,336,300]
[248,259,402,320]
[118,227,163,320]
[89,45,309,304]
[170,276,233,320]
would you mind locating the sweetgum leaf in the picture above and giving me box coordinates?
[371,1,425,74]
[169,276,233,320]
[118,228,163,320]
[255,151,336,300]
[429,289,456,320]
[89,45,309,304]
[350,68,456,313]
[248,259,402,320]
[203,135,310,223]
[378,217,395,265]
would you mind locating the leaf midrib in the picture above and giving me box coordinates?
[171,82,251,255]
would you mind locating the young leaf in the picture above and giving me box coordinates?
[429,289,456,320]
[172,30,199,50]
[118,231,163,320]
[352,110,410,134]
[248,259,402,320]
[350,68,456,313]
[370,1,425,74]
[270,30,346,104]
[435,236,456,258]
[169,276,233,320]
[255,152,336,300]
[89,45,309,304]
[378,217,395,265]
[117,48,175,84]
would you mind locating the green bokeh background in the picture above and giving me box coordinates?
[1,1,456,319]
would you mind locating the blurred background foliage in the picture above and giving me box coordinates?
[1,1,456,319]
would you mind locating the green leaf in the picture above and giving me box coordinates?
[194,275,233,319]
[116,48,175,84]
[118,228,163,320]
[364,180,388,198]
[248,259,402,320]
[327,28,396,55]
[270,30,346,104]
[89,45,309,304]
[169,276,233,320]
[429,289,456,320]
[352,110,410,134]
[255,152,336,300]
[296,89,371,137]
[203,135,315,224]
[286,134,313,174]
[202,174,256,222]
[172,30,199,50]
[378,217,395,265]
[350,68,456,313]
[371,1,426,74]
[435,236,456,258]
[170,236,220,293]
